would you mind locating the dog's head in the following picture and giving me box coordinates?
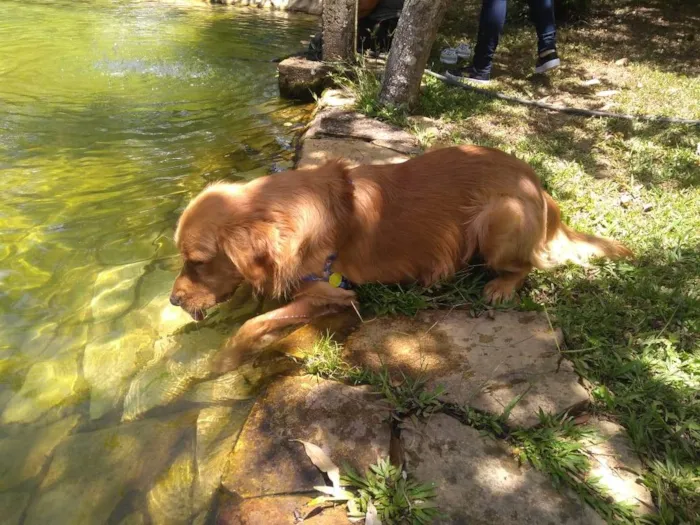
[170,183,272,321]
[170,162,354,320]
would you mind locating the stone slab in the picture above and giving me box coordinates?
[343,310,590,428]
[217,495,349,524]
[222,375,391,497]
[585,418,656,515]
[278,57,333,101]
[403,414,605,525]
[298,137,409,169]
[305,108,422,155]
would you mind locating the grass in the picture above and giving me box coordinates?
[303,332,445,421]
[328,0,700,521]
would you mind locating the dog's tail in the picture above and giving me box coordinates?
[535,192,632,268]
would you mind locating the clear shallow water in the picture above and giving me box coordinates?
[0,1,316,522]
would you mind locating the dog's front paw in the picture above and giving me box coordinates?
[209,332,252,374]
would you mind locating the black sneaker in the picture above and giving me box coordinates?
[445,65,491,85]
[535,49,560,74]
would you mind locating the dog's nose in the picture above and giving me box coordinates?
[169,294,181,307]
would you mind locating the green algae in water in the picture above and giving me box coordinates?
[0,1,316,521]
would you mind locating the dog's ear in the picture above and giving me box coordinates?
[220,223,278,294]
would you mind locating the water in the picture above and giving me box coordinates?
[0,1,317,522]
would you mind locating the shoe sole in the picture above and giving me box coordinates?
[445,71,491,85]
[440,56,459,64]
[535,58,560,74]
[456,52,470,59]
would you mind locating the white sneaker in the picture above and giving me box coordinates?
[455,42,471,59]
[440,48,459,65]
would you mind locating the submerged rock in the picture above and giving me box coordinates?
[1,355,82,424]
[184,356,297,405]
[121,329,223,422]
[90,261,148,323]
[117,511,148,525]
[0,415,80,491]
[194,404,254,514]
[84,327,156,420]
[147,446,196,525]
[24,412,196,525]
[0,491,30,525]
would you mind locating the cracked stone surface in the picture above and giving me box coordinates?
[584,418,656,515]
[222,375,391,498]
[305,109,421,154]
[298,137,410,169]
[403,414,605,525]
[344,310,590,427]
[297,102,422,169]
[217,495,349,524]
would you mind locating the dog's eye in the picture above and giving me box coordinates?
[189,260,206,267]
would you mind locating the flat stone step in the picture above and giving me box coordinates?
[404,414,605,524]
[344,310,591,428]
[221,375,391,498]
[217,494,348,524]
[297,104,422,168]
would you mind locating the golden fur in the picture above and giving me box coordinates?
[171,145,631,368]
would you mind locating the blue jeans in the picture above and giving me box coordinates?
[473,0,557,74]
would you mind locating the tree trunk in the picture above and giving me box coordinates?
[322,0,358,62]
[379,0,450,108]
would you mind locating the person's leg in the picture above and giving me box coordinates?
[527,0,556,53]
[356,17,377,53]
[472,0,508,75]
[528,0,560,72]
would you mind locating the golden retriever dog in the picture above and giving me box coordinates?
[170,145,631,366]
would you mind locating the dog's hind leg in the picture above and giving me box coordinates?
[471,196,545,303]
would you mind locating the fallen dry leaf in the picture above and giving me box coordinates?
[596,90,619,97]
[291,439,342,496]
[581,78,601,86]
[615,57,629,66]
[366,502,382,525]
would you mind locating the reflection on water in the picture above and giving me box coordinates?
[0,0,315,522]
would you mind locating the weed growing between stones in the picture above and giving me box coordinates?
[511,411,640,523]
[342,457,440,524]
